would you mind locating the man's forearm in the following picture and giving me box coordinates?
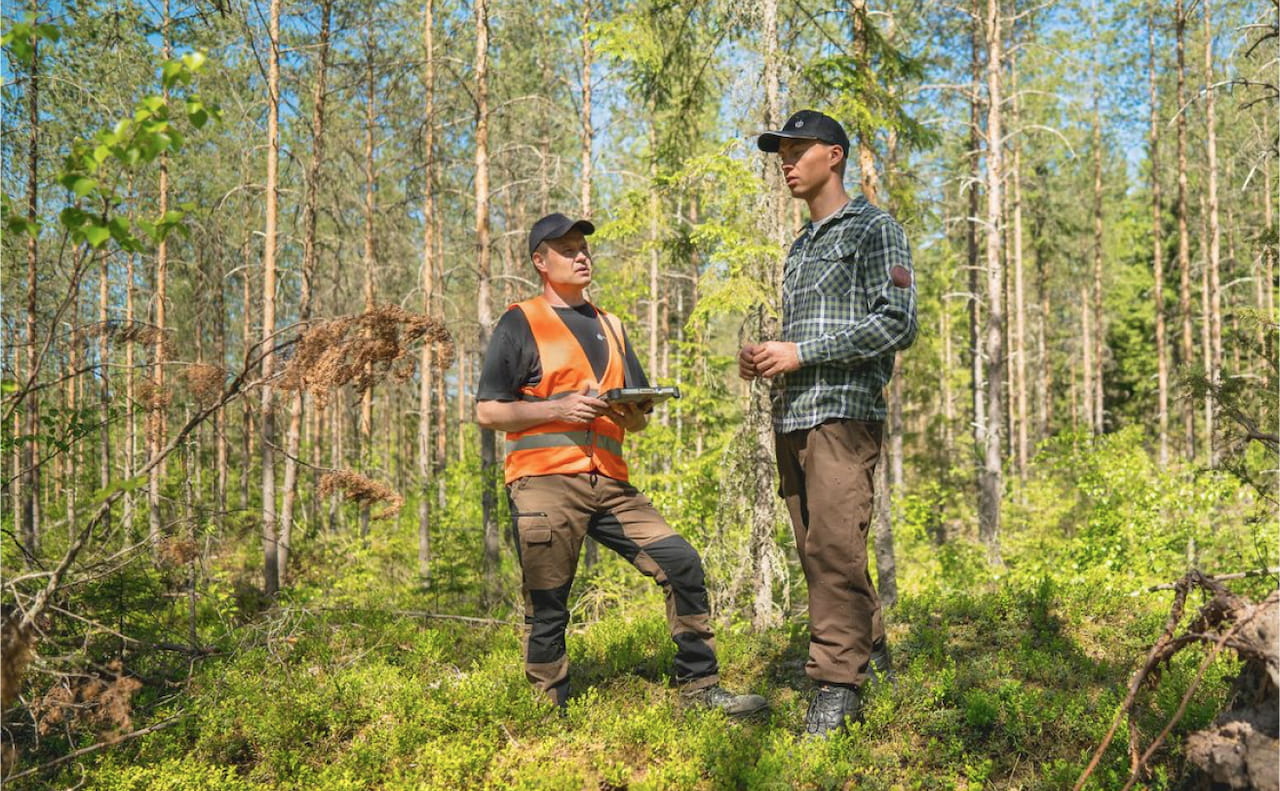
[475,399,554,433]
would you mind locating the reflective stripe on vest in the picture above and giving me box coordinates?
[503,296,629,483]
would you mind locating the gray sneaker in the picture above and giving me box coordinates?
[684,685,769,717]
[804,684,862,737]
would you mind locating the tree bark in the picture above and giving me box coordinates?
[149,0,172,556]
[418,0,437,584]
[474,0,500,605]
[359,39,377,540]
[280,0,332,584]
[1149,4,1170,466]
[1010,52,1028,479]
[579,0,594,220]
[1175,0,1196,459]
[980,0,1005,564]
[749,0,784,631]
[22,15,41,559]
[1090,9,1105,435]
[968,0,986,500]
[260,0,282,596]
[1202,0,1222,467]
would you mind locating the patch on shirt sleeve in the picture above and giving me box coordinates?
[890,265,913,289]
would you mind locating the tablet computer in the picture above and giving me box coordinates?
[600,386,681,405]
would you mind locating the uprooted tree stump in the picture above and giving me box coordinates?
[1076,570,1279,791]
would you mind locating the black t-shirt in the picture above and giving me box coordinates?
[476,302,649,402]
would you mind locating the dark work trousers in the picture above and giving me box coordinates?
[775,419,886,688]
[507,472,719,705]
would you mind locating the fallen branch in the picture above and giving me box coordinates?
[1076,570,1279,791]
[2,712,187,782]
[1131,567,1279,595]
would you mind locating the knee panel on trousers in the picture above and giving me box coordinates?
[525,582,573,665]
[642,535,708,617]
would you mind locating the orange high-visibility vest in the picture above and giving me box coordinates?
[503,295,629,483]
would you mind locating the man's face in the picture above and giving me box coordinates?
[777,137,840,199]
[533,230,592,288]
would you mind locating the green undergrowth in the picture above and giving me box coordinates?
[9,426,1273,789]
[20,576,1243,791]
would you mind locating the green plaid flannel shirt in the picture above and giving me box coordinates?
[772,196,918,432]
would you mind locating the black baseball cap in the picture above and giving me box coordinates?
[528,212,595,258]
[757,110,851,157]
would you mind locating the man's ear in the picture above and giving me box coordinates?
[830,144,845,168]
[531,251,548,275]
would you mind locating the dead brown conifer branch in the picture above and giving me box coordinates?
[277,304,453,409]
[1075,571,1279,791]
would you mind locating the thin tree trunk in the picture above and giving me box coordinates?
[578,0,600,569]
[67,274,80,542]
[215,271,227,532]
[968,0,986,498]
[360,41,377,539]
[1010,53,1028,478]
[260,0,282,596]
[749,0,784,631]
[1202,0,1222,467]
[1175,0,1196,459]
[580,0,594,219]
[1037,232,1052,438]
[1090,11,1105,435]
[418,0,437,584]
[648,122,661,382]
[21,17,41,558]
[1149,4,1170,465]
[97,249,111,536]
[240,244,253,512]
[980,0,1005,564]
[474,0,500,604]
[150,0,172,554]
[1264,154,1275,329]
[124,243,137,539]
[280,0,332,583]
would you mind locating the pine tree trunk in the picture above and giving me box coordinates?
[968,0,986,499]
[98,250,111,536]
[418,0,437,584]
[1202,0,1222,467]
[280,0,331,584]
[1175,0,1196,459]
[260,0,282,596]
[360,43,377,539]
[474,0,500,605]
[240,245,254,512]
[150,0,172,555]
[1010,54,1028,479]
[1149,4,1170,466]
[580,0,593,220]
[979,0,1005,564]
[21,20,41,559]
[749,0,784,632]
[1090,26,1105,435]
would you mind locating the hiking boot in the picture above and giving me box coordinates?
[684,685,769,717]
[804,684,862,738]
[865,640,897,691]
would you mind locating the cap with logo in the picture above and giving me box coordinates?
[528,212,595,258]
[756,110,851,157]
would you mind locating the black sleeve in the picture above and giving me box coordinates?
[477,308,538,402]
[620,326,649,389]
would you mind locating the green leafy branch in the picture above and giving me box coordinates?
[3,21,222,252]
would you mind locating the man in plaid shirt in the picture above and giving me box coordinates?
[739,109,917,738]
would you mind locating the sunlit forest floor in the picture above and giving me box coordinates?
[3,429,1275,790]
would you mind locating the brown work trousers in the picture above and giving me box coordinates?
[776,419,886,687]
[507,472,719,705]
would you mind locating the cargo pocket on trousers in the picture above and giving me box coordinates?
[513,513,552,561]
